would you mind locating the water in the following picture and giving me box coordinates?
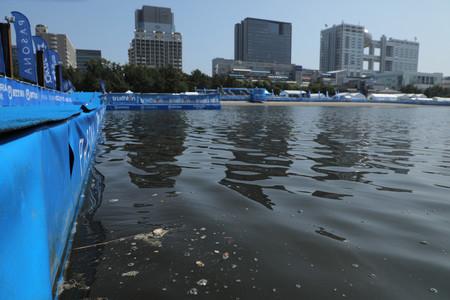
[61,105,450,299]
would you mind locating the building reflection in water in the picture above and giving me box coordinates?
[309,108,414,195]
[122,112,188,189]
[219,107,294,209]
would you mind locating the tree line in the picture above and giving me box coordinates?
[64,59,450,97]
[63,59,302,94]
[400,84,450,98]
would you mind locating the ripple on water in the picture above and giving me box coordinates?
[62,107,450,300]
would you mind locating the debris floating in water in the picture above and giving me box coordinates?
[222,252,230,260]
[196,260,205,268]
[121,271,139,277]
[109,199,119,203]
[152,228,168,238]
[133,228,169,247]
[73,228,170,251]
[197,279,208,286]
[429,288,438,294]
[188,288,198,295]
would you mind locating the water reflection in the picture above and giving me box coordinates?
[116,112,188,189]
[219,107,294,209]
[61,167,105,299]
[308,109,416,196]
[62,107,450,300]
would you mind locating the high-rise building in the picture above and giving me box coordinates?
[76,49,102,71]
[35,24,77,68]
[135,6,174,33]
[235,18,292,64]
[319,23,365,76]
[364,35,419,73]
[319,23,420,76]
[128,5,182,70]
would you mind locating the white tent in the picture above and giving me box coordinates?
[279,90,307,98]
[368,94,399,102]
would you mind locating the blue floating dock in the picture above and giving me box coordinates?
[0,77,105,299]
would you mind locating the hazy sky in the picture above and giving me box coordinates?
[2,0,450,75]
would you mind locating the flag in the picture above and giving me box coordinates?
[0,30,5,74]
[33,36,54,89]
[11,11,37,83]
[56,64,63,91]
[62,79,75,92]
[99,80,107,94]
[47,49,60,89]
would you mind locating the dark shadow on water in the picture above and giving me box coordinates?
[61,167,105,299]
[106,111,188,189]
[219,107,295,210]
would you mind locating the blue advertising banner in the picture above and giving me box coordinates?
[102,93,221,110]
[33,36,54,89]
[47,49,59,89]
[62,79,72,92]
[0,104,105,299]
[11,11,37,83]
[0,76,73,107]
[0,30,5,74]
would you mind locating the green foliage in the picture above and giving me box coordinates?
[308,82,335,95]
[400,84,422,94]
[424,85,450,98]
[398,84,450,98]
[64,59,309,94]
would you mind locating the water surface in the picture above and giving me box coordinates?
[61,106,450,299]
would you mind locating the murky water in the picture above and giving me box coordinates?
[61,106,450,299]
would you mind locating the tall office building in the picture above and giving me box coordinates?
[319,23,365,76]
[235,18,292,64]
[76,49,102,71]
[364,35,419,73]
[128,5,182,70]
[35,24,77,68]
[320,23,419,76]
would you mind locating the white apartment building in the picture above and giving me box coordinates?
[35,24,77,68]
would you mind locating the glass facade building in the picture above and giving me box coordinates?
[235,18,292,65]
[129,6,182,70]
[76,49,102,71]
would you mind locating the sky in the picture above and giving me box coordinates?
[2,0,450,76]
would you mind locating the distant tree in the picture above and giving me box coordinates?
[63,59,310,94]
[400,84,422,94]
[424,85,450,98]
[189,69,211,90]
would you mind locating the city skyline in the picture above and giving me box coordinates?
[1,0,450,75]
